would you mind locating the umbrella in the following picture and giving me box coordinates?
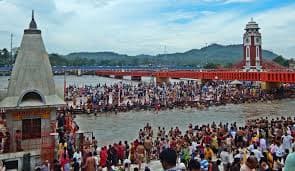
[230,80,243,85]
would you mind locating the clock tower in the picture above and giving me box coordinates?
[243,18,262,71]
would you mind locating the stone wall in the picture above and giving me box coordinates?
[0,89,7,102]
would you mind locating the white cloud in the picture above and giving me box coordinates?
[0,0,294,58]
[223,0,255,4]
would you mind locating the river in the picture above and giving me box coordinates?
[0,75,294,146]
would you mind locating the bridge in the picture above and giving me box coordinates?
[95,69,295,89]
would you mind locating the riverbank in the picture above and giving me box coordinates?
[68,110,295,171]
[74,98,295,146]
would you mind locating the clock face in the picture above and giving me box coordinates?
[256,37,260,43]
[245,38,249,44]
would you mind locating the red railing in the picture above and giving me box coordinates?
[95,69,295,83]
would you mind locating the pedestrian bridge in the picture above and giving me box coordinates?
[95,69,295,84]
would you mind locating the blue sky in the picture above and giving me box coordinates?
[0,0,294,58]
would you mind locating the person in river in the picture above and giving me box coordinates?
[144,136,153,163]
[100,146,108,167]
[118,141,125,165]
[136,142,145,170]
[125,141,130,159]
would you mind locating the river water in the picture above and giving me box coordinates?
[0,76,295,146]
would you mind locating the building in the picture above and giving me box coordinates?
[243,18,262,71]
[0,11,65,170]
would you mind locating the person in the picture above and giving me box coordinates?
[53,159,61,171]
[259,136,267,152]
[130,143,136,164]
[136,142,145,170]
[229,157,240,171]
[178,162,186,171]
[240,156,258,171]
[259,158,270,171]
[204,144,214,160]
[159,148,180,171]
[188,159,201,171]
[273,155,283,171]
[0,160,5,171]
[118,141,125,165]
[282,132,293,151]
[200,153,209,171]
[252,145,263,162]
[284,152,295,171]
[72,158,80,171]
[144,166,151,171]
[106,160,115,171]
[60,153,70,171]
[144,136,153,163]
[83,152,96,171]
[123,158,131,171]
[73,149,82,168]
[40,160,50,171]
[93,151,99,170]
[125,141,130,159]
[220,148,230,171]
[100,146,108,167]
[274,143,284,161]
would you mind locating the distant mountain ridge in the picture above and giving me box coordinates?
[65,43,279,66]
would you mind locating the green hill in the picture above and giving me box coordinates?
[62,43,279,66]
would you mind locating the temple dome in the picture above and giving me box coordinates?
[0,11,65,108]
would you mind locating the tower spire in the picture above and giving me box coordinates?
[29,10,37,29]
[32,10,34,20]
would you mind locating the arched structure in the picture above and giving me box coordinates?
[17,90,46,106]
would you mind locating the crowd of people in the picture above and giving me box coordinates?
[50,109,295,171]
[37,80,294,170]
[64,81,292,114]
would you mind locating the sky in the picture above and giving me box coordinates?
[0,0,294,58]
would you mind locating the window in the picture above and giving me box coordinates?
[256,46,260,59]
[22,118,41,139]
[246,46,250,58]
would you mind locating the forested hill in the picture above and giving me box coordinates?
[63,44,278,66]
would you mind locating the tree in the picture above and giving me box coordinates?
[49,53,69,66]
[204,63,218,69]
[224,62,233,68]
[0,48,10,66]
[273,56,289,67]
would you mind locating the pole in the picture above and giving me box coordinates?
[64,69,66,100]
[10,33,13,66]
[164,45,167,69]
[205,42,208,66]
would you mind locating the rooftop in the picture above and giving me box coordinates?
[245,18,260,30]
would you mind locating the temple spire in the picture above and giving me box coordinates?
[29,10,37,29]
